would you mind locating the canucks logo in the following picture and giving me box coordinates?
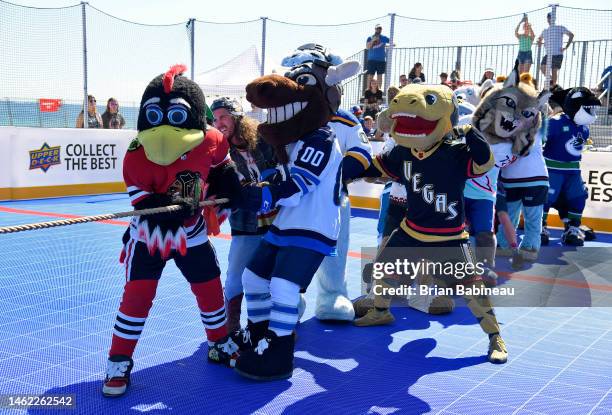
[29,143,61,172]
[565,133,584,157]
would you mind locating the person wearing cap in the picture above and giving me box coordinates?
[351,104,366,130]
[210,97,278,332]
[478,68,495,86]
[365,24,390,87]
[537,12,574,88]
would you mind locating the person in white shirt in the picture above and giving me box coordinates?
[537,12,574,88]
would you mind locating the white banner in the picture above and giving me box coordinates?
[11,127,133,187]
[581,151,612,220]
[348,149,612,221]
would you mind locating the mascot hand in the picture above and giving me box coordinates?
[240,184,276,213]
[377,109,393,134]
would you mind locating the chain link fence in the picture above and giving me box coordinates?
[0,1,610,144]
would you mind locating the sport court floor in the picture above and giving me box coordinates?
[0,194,610,415]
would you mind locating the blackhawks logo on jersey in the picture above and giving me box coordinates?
[167,170,202,201]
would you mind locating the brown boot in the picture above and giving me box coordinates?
[226,294,243,333]
[353,296,375,318]
[488,334,508,364]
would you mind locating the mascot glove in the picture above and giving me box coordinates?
[240,184,275,213]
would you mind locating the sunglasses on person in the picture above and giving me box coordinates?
[89,99,96,103]
[110,102,118,107]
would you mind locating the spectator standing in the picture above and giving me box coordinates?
[408,62,426,83]
[76,95,102,128]
[515,14,535,74]
[538,12,574,88]
[102,98,126,129]
[361,79,383,119]
[365,24,390,87]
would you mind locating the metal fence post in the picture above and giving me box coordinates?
[81,1,89,129]
[188,18,195,80]
[383,13,396,97]
[544,3,559,89]
[534,43,542,88]
[260,17,267,76]
[5,98,13,127]
[578,41,588,87]
[455,46,462,72]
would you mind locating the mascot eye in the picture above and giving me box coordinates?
[521,110,535,118]
[296,74,317,86]
[503,97,517,109]
[425,94,437,105]
[167,106,189,125]
[145,105,163,125]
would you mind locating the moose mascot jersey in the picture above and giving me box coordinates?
[229,54,360,381]
[282,43,373,321]
[103,65,241,397]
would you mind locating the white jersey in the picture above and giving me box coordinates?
[464,142,515,201]
[329,108,373,173]
[500,128,549,188]
[263,126,343,255]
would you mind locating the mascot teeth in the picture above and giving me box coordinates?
[500,115,517,132]
[265,101,308,124]
[391,112,417,119]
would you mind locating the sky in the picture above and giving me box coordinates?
[2,0,610,104]
[8,0,612,25]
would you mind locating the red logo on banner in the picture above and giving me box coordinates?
[39,98,62,112]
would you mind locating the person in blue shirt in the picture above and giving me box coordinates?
[366,24,390,88]
[542,86,601,246]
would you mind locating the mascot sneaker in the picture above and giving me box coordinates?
[102,355,134,397]
[353,295,375,318]
[562,226,585,246]
[519,247,539,262]
[488,334,508,364]
[354,308,395,326]
[234,330,295,381]
[208,335,239,367]
[427,296,455,314]
[580,224,596,241]
[511,249,525,270]
[541,226,550,246]
[315,294,355,321]
[231,320,269,353]
[496,246,514,257]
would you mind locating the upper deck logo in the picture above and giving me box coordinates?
[29,142,61,172]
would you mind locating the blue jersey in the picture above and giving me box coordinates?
[366,35,389,61]
[543,113,589,174]
[262,127,343,256]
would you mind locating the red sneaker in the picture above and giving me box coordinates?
[102,355,133,397]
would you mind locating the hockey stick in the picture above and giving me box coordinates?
[0,198,229,235]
